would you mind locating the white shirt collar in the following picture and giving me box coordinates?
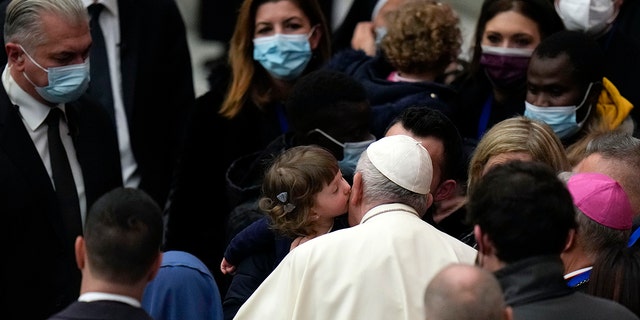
[564,266,593,279]
[1,64,63,131]
[78,292,141,308]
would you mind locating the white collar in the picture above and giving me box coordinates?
[78,292,141,308]
[564,266,593,279]
[1,64,61,131]
[360,203,419,224]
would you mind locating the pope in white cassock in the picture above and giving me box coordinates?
[234,135,477,320]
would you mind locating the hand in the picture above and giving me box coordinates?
[220,257,236,275]
[351,21,377,57]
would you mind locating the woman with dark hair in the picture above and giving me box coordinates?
[449,0,564,147]
[588,247,640,317]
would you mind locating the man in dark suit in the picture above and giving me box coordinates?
[83,0,195,207]
[0,0,122,318]
[80,0,195,209]
[0,0,196,208]
[319,0,379,53]
[48,187,163,320]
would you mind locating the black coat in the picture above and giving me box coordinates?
[0,87,122,319]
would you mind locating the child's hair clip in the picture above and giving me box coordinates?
[277,192,296,213]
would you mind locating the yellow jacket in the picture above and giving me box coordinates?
[597,77,634,130]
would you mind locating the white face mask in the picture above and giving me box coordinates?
[555,0,618,36]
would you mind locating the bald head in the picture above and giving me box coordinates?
[425,264,510,320]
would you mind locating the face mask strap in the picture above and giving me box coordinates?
[575,82,598,127]
[18,44,48,73]
[575,82,595,111]
[307,128,344,148]
[307,25,318,39]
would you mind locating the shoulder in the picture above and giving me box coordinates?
[325,49,372,73]
[49,301,153,320]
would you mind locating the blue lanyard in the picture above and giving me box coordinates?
[276,103,289,134]
[477,94,493,139]
[567,269,591,288]
[629,226,640,247]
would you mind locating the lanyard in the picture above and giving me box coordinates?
[276,103,289,134]
[629,226,640,247]
[477,94,493,139]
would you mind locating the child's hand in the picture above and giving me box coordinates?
[220,258,236,275]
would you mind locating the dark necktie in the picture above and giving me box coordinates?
[46,108,83,243]
[87,3,114,121]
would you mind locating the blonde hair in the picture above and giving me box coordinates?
[381,0,461,75]
[468,116,571,195]
[565,111,612,166]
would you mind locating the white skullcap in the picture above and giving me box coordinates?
[366,135,433,194]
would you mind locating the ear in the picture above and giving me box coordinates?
[474,225,494,256]
[504,306,514,320]
[563,228,577,252]
[425,193,434,213]
[75,236,86,270]
[433,179,457,202]
[350,172,363,206]
[147,251,163,282]
[309,24,322,50]
[348,172,364,226]
[587,81,603,106]
[6,43,26,70]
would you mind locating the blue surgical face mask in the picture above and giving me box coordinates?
[20,45,90,103]
[253,28,315,81]
[524,82,594,139]
[307,128,374,179]
[340,139,375,179]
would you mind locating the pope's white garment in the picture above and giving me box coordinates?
[234,203,477,320]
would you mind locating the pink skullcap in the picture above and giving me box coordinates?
[567,172,633,230]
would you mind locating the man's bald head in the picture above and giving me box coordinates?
[425,263,511,320]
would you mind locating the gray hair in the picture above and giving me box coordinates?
[356,149,428,215]
[585,130,640,159]
[575,212,630,259]
[558,171,630,258]
[583,130,640,215]
[4,0,88,52]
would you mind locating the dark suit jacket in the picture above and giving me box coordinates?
[0,0,196,208]
[48,300,153,320]
[320,0,378,54]
[114,0,195,207]
[0,83,123,319]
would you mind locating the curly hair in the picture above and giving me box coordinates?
[258,145,339,238]
[381,0,461,75]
